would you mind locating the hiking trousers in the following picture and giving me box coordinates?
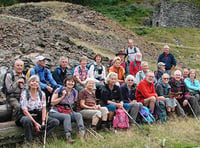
[129,102,143,122]
[7,96,20,120]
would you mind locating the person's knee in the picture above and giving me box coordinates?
[21,116,32,126]
[150,97,156,103]
[107,104,116,112]
[50,118,60,126]
[123,103,130,110]
[101,107,109,115]
[93,110,102,118]
[75,112,83,120]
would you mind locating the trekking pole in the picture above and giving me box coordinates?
[122,108,143,130]
[43,111,49,148]
[187,102,199,121]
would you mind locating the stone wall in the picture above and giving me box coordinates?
[153,0,200,27]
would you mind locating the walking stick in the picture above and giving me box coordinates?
[43,111,49,148]
[122,108,149,136]
[187,102,199,121]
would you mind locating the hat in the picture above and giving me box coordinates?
[115,51,127,56]
[158,62,165,67]
[35,56,46,62]
[163,45,170,49]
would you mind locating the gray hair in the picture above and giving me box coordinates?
[59,56,68,63]
[27,75,40,90]
[79,56,88,62]
[141,61,148,67]
[84,78,95,86]
[105,72,118,84]
[14,59,24,67]
[174,70,182,76]
[125,75,135,83]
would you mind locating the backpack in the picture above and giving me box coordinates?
[15,89,43,126]
[155,100,167,124]
[26,67,48,80]
[139,106,155,124]
[1,70,14,95]
[113,109,129,129]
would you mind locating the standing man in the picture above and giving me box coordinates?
[158,45,176,74]
[125,39,141,63]
[5,59,26,120]
[52,57,71,85]
[30,56,60,105]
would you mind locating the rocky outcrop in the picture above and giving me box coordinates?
[153,0,200,27]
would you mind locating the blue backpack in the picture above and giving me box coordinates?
[139,106,155,124]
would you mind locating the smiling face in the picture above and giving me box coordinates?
[66,79,75,89]
[37,59,46,67]
[108,74,117,86]
[80,59,87,68]
[113,59,121,68]
[146,72,154,83]
[162,73,169,84]
[127,77,134,87]
[85,80,95,90]
[174,70,182,81]
[189,70,196,79]
[95,55,102,64]
[29,77,40,89]
[14,60,24,74]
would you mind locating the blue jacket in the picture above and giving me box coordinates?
[158,53,176,70]
[120,83,136,103]
[30,65,59,90]
[184,78,200,91]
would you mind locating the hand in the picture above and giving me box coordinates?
[62,90,67,97]
[34,122,41,132]
[96,105,101,110]
[46,86,53,93]
[131,100,137,104]
[183,100,188,106]
[117,103,123,109]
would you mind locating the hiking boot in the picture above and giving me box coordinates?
[66,136,75,144]
[79,130,85,142]
[101,123,110,132]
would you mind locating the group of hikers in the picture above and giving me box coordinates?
[1,39,200,145]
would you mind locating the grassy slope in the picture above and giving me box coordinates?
[32,118,200,148]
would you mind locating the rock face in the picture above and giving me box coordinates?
[0,2,159,74]
[153,0,200,27]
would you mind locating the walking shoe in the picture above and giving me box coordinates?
[66,136,75,144]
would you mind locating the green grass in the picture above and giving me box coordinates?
[22,117,200,148]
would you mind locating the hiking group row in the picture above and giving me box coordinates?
[1,39,199,145]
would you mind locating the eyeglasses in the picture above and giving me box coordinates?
[163,78,169,80]
[128,79,134,81]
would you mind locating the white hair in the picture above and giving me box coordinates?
[105,72,118,84]
[84,78,96,85]
[27,75,40,90]
[125,75,135,83]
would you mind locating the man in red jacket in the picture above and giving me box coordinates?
[135,71,161,113]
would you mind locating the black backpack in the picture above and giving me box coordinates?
[1,70,14,96]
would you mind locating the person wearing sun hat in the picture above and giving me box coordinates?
[158,45,176,74]
[115,50,129,76]
[30,55,60,106]
[155,62,167,81]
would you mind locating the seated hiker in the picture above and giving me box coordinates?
[155,62,167,82]
[78,78,108,131]
[169,70,200,117]
[30,56,60,105]
[184,69,200,103]
[124,39,141,63]
[52,56,71,85]
[108,57,125,85]
[129,52,142,76]
[120,75,143,124]
[100,72,130,128]
[50,76,85,144]
[182,67,189,80]
[4,59,26,120]
[88,53,106,84]
[17,75,59,143]
[73,56,89,91]
[156,73,176,116]
[158,45,176,75]
[135,71,164,113]
[135,61,149,84]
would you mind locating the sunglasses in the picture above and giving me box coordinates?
[163,78,169,80]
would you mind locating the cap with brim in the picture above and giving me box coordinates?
[158,62,165,66]
[35,56,46,62]
[115,51,127,56]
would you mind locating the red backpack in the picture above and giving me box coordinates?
[113,109,129,129]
